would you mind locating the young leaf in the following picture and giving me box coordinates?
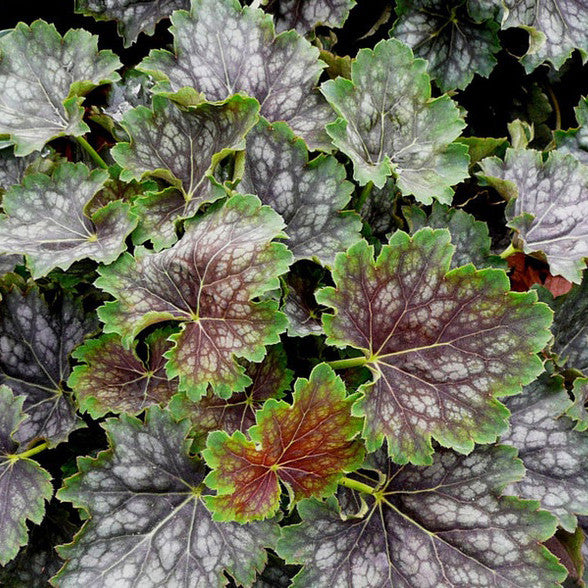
[555,95,588,166]
[391,0,501,91]
[55,406,279,587]
[96,193,292,400]
[169,344,292,448]
[269,0,355,34]
[0,385,53,566]
[240,119,361,264]
[68,328,178,418]
[112,95,259,248]
[203,363,364,522]
[403,201,506,269]
[0,284,96,446]
[139,0,333,150]
[500,371,588,532]
[316,229,552,465]
[0,162,137,278]
[479,148,588,283]
[277,445,565,587]
[501,0,588,72]
[0,21,121,155]
[0,148,37,192]
[75,0,190,47]
[283,270,324,337]
[320,38,469,203]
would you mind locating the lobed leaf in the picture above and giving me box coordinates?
[317,229,552,464]
[240,118,361,264]
[277,445,565,587]
[112,95,259,248]
[0,284,96,446]
[75,0,190,47]
[269,0,355,34]
[139,0,333,149]
[403,201,506,269]
[55,406,279,587]
[203,363,364,522]
[555,95,588,166]
[500,371,588,532]
[0,386,53,566]
[96,193,292,400]
[320,38,469,203]
[0,21,121,155]
[169,344,292,448]
[68,328,178,418]
[501,0,588,72]
[391,0,501,91]
[0,162,137,278]
[480,148,588,283]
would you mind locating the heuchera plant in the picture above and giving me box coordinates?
[0,0,587,585]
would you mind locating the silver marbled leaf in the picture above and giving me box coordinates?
[0,162,137,278]
[501,371,588,532]
[555,95,588,166]
[269,0,355,34]
[75,0,190,47]
[0,284,96,446]
[0,386,53,566]
[55,406,279,587]
[479,148,588,283]
[278,445,565,587]
[240,118,361,264]
[139,0,333,150]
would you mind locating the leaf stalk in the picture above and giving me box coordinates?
[9,441,48,461]
[339,476,377,496]
[75,136,109,170]
[327,356,368,370]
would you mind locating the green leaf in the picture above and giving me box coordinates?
[240,118,361,264]
[0,21,121,155]
[96,193,292,400]
[500,0,588,72]
[75,0,190,47]
[169,344,292,449]
[277,445,565,587]
[203,363,364,522]
[555,95,588,166]
[0,385,53,566]
[391,0,501,91]
[567,378,588,431]
[0,284,96,446]
[68,328,178,418]
[0,162,137,278]
[55,406,279,587]
[112,95,259,248]
[138,0,333,150]
[500,371,588,532]
[0,503,78,587]
[479,148,588,283]
[269,0,355,34]
[320,38,469,203]
[316,229,552,464]
[403,201,507,269]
